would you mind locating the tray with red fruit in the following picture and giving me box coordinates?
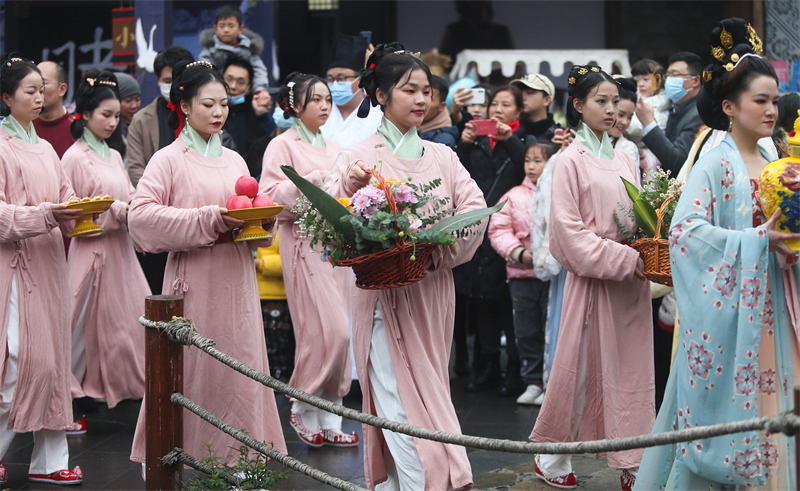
[226,176,285,242]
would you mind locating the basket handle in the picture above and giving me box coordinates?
[365,168,405,247]
[654,193,676,239]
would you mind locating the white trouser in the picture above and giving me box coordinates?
[292,392,343,432]
[0,272,69,474]
[71,269,94,382]
[369,301,424,491]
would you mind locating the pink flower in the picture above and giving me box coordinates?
[687,342,714,379]
[759,369,776,395]
[393,184,417,204]
[734,363,758,396]
[713,262,737,298]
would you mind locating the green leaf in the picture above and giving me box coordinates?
[281,165,356,245]
[620,176,641,203]
[632,196,659,237]
[427,199,507,235]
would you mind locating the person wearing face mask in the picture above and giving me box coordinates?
[322,33,383,148]
[126,46,194,188]
[220,58,275,176]
[635,51,704,176]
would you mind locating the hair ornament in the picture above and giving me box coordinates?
[5,57,23,67]
[746,23,763,55]
[166,100,186,138]
[703,71,713,82]
[578,68,588,75]
[186,60,213,69]
[98,80,116,87]
[86,78,96,87]
[369,63,375,69]
[73,112,82,121]
[720,26,733,49]
[179,86,184,91]
[730,53,740,63]
[568,77,576,85]
[287,81,295,107]
[590,66,600,72]
[711,46,725,61]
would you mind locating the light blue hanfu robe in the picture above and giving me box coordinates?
[636,134,798,489]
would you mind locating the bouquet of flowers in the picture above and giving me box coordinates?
[616,168,683,286]
[283,165,504,289]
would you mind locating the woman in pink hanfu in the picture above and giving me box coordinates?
[327,44,486,491]
[128,60,286,466]
[260,73,356,448]
[529,65,654,491]
[62,70,148,415]
[0,55,84,485]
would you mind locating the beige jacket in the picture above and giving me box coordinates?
[126,98,162,187]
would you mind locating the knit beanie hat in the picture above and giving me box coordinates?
[116,73,140,100]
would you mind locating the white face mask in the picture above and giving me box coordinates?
[158,82,171,100]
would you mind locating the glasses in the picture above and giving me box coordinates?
[666,72,697,79]
[326,75,358,84]
[42,80,64,87]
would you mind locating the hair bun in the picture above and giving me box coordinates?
[709,18,763,71]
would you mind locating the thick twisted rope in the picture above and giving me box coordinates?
[162,448,242,488]
[141,316,800,455]
[170,392,368,491]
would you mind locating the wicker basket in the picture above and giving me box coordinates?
[630,196,674,287]
[335,169,438,290]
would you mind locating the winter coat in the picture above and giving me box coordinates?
[488,177,537,279]
[453,129,525,299]
[198,28,269,92]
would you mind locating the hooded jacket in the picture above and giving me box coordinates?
[198,27,269,92]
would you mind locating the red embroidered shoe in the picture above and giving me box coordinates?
[620,468,636,491]
[29,465,83,485]
[289,410,323,447]
[0,462,7,483]
[66,417,87,436]
[321,429,360,447]
[534,455,577,489]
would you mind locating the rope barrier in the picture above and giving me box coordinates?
[170,392,369,491]
[162,448,242,488]
[140,316,800,456]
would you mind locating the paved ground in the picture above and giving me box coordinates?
[3,373,620,490]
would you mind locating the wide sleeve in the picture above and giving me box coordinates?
[548,151,640,281]
[128,153,228,253]
[323,147,362,198]
[0,175,58,243]
[428,149,487,271]
[488,188,522,259]
[259,137,335,213]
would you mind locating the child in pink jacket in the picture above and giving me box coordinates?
[488,140,556,406]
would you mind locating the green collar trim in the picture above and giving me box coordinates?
[292,119,326,147]
[179,124,222,157]
[377,117,423,159]
[576,122,615,160]
[1,115,38,144]
[81,129,109,158]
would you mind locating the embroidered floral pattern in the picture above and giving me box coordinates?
[734,363,758,396]
[713,262,737,298]
[731,448,761,479]
[687,342,714,379]
[759,369,776,395]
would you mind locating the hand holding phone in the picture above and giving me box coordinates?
[465,88,486,105]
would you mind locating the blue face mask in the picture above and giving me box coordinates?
[664,76,689,102]
[272,110,293,131]
[230,94,246,106]
[329,80,357,106]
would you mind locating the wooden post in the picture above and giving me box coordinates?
[145,295,184,490]
[795,387,800,491]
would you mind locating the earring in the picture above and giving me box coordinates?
[728,118,733,132]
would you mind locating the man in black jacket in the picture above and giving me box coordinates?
[511,73,559,143]
[636,51,704,176]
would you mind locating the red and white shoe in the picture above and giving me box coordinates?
[289,410,323,447]
[29,465,82,485]
[534,455,577,489]
[66,417,87,435]
[0,462,7,483]
[620,468,636,491]
[321,429,359,447]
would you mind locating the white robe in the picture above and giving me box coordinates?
[321,100,383,148]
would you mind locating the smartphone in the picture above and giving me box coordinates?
[473,118,498,136]
[554,128,565,138]
[465,88,486,105]
[359,31,372,47]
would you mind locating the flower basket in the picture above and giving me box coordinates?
[282,165,504,291]
[630,196,674,287]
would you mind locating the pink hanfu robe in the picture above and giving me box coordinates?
[62,139,149,408]
[259,128,352,402]
[0,128,75,431]
[127,137,287,464]
[529,141,655,469]
[328,134,486,490]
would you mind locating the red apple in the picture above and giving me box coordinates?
[226,195,253,210]
[235,176,259,199]
[252,194,274,208]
